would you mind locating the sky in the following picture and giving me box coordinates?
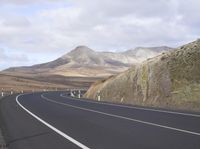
[0,0,200,70]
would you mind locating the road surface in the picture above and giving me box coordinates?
[0,91,200,149]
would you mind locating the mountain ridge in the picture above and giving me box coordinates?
[4,45,172,77]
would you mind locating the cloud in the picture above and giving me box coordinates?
[0,0,65,5]
[0,48,30,70]
[2,17,31,27]
[0,0,199,69]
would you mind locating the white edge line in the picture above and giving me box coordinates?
[16,93,90,149]
[42,94,200,136]
[60,94,200,118]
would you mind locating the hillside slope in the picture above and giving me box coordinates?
[1,45,171,91]
[4,46,171,77]
[84,39,200,111]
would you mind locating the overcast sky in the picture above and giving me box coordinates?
[0,0,199,70]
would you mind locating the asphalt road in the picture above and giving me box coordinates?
[0,92,200,149]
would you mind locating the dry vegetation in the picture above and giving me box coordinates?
[85,39,200,111]
[0,73,103,92]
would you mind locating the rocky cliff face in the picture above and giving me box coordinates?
[84,39,200,111]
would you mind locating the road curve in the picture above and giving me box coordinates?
[0,91,200,149]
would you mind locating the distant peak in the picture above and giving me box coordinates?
[134,46,171,50]
[72,45,94,53]
[64,46,95,58]
[76,45,90,49]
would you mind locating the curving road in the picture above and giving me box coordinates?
[0,91,200,149]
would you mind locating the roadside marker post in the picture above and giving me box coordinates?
[97,90,101,101]
[70,90,74,97]
[11,88,13,95]
[98,95,100,101]
[78,90,81,98]
[1,88,4,97]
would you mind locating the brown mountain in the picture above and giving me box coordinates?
[4,45,171,77]
[1,45,171,92]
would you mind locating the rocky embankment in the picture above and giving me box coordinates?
[84,39,200,111]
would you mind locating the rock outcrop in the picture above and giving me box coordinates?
[85,39,200,111]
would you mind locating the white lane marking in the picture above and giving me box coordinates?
[60,94,200,118]
[16,94,90,149]
[42,94,200,136]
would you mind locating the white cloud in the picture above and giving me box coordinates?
[0,48,30,70]
[0,0,64,5]
[0,0,199,69]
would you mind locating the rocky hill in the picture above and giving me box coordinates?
[1,45,171,91]
[4,46,171,77]
[84,39,200,111]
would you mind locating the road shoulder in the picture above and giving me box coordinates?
[0,97,8,149]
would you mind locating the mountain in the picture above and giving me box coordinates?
[84,39,200,111]
[4,45,172,77]
[1,45,171,92]
[123,46,171,61]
